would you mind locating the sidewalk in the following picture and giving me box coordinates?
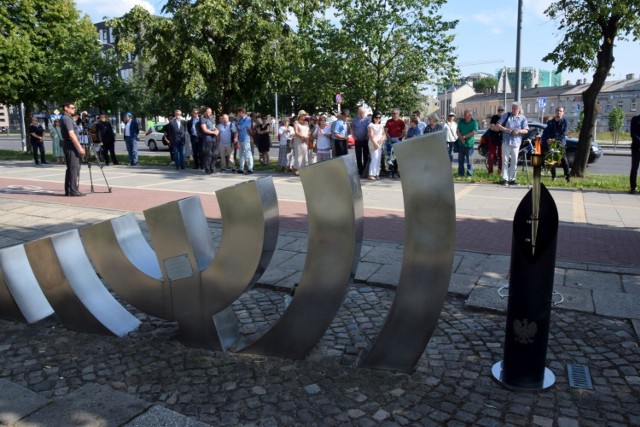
[0,160,639,426]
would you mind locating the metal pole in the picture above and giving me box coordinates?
[19,102,26,152]
[503,68,508,107]
[514,0,523,102]
[275,92,279,121]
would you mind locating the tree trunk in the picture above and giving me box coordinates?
[570,23,617,177]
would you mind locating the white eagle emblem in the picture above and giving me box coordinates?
[513,319,537,344]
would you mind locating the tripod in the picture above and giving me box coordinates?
[83,126,112,193]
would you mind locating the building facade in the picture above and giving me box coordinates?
[455,75,640,133]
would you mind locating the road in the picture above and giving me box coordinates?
[0,135,630,175]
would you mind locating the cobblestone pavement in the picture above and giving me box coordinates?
[0,197,639,426]
[1,287,639,426]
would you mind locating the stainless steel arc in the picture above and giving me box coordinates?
[358,131,456,373]
[24,230,141,337]
[80,214,170,320]
[0,245,54,323]
[236,155,363,359]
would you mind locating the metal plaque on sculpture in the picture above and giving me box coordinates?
[164,255,194,281]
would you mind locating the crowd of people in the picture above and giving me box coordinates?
[28,101,640,195]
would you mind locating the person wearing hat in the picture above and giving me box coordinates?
[123,112,139,166]
[292,109,311,175]
[443,112,457,162]
[332,109,350,157]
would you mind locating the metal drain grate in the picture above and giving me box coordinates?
[567,364,593,389]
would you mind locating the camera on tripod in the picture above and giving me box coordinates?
[77,110,112,193]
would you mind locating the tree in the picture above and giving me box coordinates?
[323,0,458,113]
[608,106,625,150]
[543,0,640,177]
[0,0,117,119]
[111,1,296,115]
[473,76,499,94]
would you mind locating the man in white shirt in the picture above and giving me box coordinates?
[216,114,236,171]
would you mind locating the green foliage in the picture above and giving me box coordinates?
[473,76,499,94]
[111,0,457,116]
[608,106,624,132]
[543,0,640,177]
[0,0,120,113]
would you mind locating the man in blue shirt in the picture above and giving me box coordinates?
[496,102,529,186]
[234,106,253,174]
[350,107,371,176]
[332,110,350,157]
[123,112,139,166]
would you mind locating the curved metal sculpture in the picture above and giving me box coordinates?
[24,230,141,337]
[0,245,54,323]
[235,155,363,359]
[79,214,170,320]
[359,131,456,373]
[142,177,279,349]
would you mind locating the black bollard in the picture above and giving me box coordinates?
[492,175,559,391]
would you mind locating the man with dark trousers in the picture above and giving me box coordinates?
[95,114,118,165]
[629,113,640,194]
[167,109,188,169]
[542,106,570,182]
[59,102,85,196]
[351,107,370,176]
[29,117,47,165]
[187,108,202,169]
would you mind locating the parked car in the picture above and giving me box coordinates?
[145,122,169,151]
[523,122,603,165]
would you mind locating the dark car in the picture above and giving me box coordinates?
[523,122,603,165]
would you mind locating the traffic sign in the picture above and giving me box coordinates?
[538,97,546,109]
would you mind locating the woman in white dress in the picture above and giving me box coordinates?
[367,111,385,180]
[292,110,310,176]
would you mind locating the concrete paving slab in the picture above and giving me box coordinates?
[353,261,381,283]
[447,273,477,297]
[564,269,623,292]
[552,285,594,314]
[123,405,211,427]
[17,383,151,427]
[367,263,400,288]
[593,289,640,320]
[464,285,508,313]
[0,379,48,425]
[361,246,403,265]
[257,267,297,288]
[632,319,640,341]
[622,275,640,294]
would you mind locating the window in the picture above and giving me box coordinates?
[631,101,637,113]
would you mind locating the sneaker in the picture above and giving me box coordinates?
[629,188,637,194]
[230,168,236,173]
[237,169,244,174]
[246,170,253,175]
[501,180,509,187]
[565,176,571,183]
[509,181,518,186]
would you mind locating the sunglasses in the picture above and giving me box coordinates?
[374,116,381,119]
[498,109,504,112]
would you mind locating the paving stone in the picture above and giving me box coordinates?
[18,383,151,426]
[564,270,623,292]
[593,290,640,319]
[553,285,594,313]
[622,275,640,294]
[361,246,403,265]
[465,285,508,313]
[124,405,211,427]
[367,264,400,288]
[0,379,48,425]
[354,261,381,282]
[448,273,478,296]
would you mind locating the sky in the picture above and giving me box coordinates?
[77,0,640,85]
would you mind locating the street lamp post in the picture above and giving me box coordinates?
[98,40,120,134]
